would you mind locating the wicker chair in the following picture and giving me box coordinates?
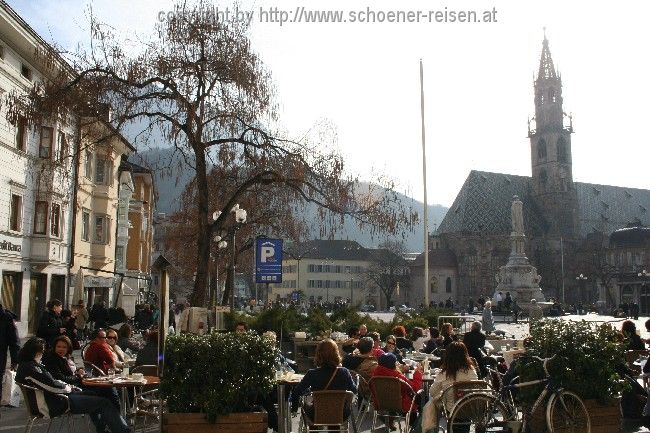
[442,380,495,432]
[368,376,422,433]
[349,371,371,430]
[18,383,91,433]
[299,390,356,433]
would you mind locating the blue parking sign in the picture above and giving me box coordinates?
[255,238,283,284]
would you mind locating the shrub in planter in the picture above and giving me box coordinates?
[161,332,278,422]
[522,320,627,402]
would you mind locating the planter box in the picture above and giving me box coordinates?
[163,412,268,433]
[529,397,621,433]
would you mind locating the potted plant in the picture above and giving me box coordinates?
[518,320,627,433]
[161,332,277,432]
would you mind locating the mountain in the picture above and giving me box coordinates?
[132,147,448,252]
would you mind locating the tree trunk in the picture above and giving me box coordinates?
[190,146,210,307]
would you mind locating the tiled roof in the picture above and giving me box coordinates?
[437,171,547,236]
[438,170,650,238]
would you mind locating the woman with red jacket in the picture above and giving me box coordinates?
[372,352,423,413]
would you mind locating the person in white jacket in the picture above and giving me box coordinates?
[421,342,479,432]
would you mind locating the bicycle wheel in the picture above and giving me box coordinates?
[546,390,590,433]
[449,393,511,433]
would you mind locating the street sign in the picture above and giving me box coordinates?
[255,238,283,284]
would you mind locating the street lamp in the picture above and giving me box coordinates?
[209,234,228,308]
[213,205,247,311]
[576,273,588,307]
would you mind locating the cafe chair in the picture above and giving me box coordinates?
[349,371,372,430]
[368,376,422,433]
[625,350,650,376]
[299,390,356,433]
[18,383,91,433]
[130,365,163,433]
[442,380,494,432]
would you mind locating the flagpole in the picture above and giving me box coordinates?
[420,59,429,309]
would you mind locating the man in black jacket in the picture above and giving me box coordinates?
[462,321,487,376]
[36,299,65,348]
[0,302,20,399]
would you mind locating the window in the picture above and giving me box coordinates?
[57,131,68,163]
[81,210,90,241]
[50,203,61,237]
[308,280,315,288]
[95,157,111,184]
[116,246,124,269]
[84,151,92,178]
[21,64,32,80]
[316,264,323,273]
[316,280,323,288]
[446,277,452,293]
[557,137,568,163]
[537,138,547,159]
[34,201,48,235]
[9,194,22,232]
[16,116,26,151]
[308,264,315,272]
[39,126,53,159]
[94,215,109,244]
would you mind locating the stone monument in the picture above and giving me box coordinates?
[494,195,545,310]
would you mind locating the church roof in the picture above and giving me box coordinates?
[410,249,458,268]
[438,170,650,238]
[437,171,548,236]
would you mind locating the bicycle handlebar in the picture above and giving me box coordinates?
[528,354,557,376]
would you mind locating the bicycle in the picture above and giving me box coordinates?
[448,354,590,433]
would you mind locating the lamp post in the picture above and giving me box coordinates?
[229,204,247,311]
[576,273,588,307]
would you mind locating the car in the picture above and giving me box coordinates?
[360,304,376,312]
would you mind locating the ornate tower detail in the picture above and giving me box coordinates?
[528,32,578,237]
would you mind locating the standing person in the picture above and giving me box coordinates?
[528,298,544,331]
[89,301,109,330]
[511,300,521,324]
[494,292,503,312]
[0,302,19,401]
[74,300,89,342]
[482,301,495,334]
[631,302,640,321]
[36,299,66,348]
[462,322,487,376]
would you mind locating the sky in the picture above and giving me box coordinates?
[8,0,650,208]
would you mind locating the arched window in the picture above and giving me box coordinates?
[537,139,547,159]
[445,277,452,293]
[539,169,548,191]
[548,88,556,103]
[557,137,568,163]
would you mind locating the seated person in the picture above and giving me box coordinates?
[117,323,143,353]
[462,321,487,376]
[291,339,358,419]
[84,328,116,374]
[341,327,360,354]
[135,330,159,367]
[440,323,459,348]
[411,327,428,351]
[371,353,423,416]
[342,337,378,397]
[421,342,479,432]
[423,327,443,354]
[42,335,84,386]
[622,320,645,350]
[393,325,414,352]
[368,331,385,358]
[106,328,132,369]
[382,335,404,363]
[16,337,130,433]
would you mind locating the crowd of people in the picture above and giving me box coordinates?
[0,297,162,431]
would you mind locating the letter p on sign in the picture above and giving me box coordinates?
[261,246,275,263]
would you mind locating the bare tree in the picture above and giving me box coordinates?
[10,1,415,306]
[365,240,410,308]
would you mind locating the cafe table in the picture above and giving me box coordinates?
[420,370,439,404]
[277,373,304,433]
[82,375,160,419]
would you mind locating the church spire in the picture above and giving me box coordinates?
[538,29,558,81]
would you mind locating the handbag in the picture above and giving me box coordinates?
[1,369,21,407]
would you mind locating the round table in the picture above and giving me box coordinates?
[82,375,160,418]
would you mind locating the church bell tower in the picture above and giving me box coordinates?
[528,32,578,238]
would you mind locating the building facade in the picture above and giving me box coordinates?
[0,4,77,335]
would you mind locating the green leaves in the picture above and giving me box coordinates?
[521,320,627,403]
[161,332,278,421]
